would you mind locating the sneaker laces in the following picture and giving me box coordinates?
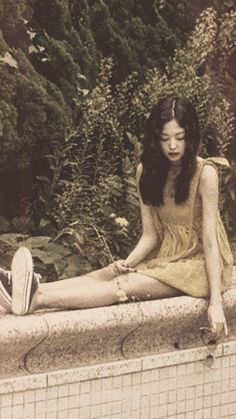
[0,268,41,285]
[34,273,42,284]
[0,268,11,285]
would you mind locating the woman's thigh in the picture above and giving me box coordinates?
[115,273,185,301]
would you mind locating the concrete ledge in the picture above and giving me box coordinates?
[0,267,236,378]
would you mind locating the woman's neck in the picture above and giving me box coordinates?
[168,162,181,176]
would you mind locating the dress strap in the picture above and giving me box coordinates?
[202,156,230,168]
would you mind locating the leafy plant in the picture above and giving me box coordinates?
[0,4,235,280]
[50,8,235,276]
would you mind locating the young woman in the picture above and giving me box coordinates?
[0,96,233,336]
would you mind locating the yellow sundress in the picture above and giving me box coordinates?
[136,157,233,297]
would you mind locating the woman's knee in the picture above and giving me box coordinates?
[114,273,185,301]
[114,273,150,301]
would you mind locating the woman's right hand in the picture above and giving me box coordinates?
[110,260,137,276]
[207,302,228,336]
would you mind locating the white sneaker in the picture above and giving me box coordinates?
[11,247,34,315]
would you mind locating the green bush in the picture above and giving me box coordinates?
[0,3,235,277]
[48,8,235,277]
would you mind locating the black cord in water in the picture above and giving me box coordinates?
[120,297,145,358]
[23,315,50,374]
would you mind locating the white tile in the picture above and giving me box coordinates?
[221,391,230,404]
[176,400,185,414]
[150,394,158,407]
[230,389,236,402]
[195,397,203,410]
[229,402,236,415]
[47,412,57,419]
[13,392,24,405]
[185,363,195,375]
[132,372,141,385]
[68,409,80,419]
[58,384,69,397]
[220,404,229,416]
[185,398,194,411]
[112,375,122,388]
[12,404,24,419]
[58,410,68,419]
[230,377,236,390]
[168,377,177,390]
[141,382,151,396]
[80,380,91,394]
[203,383,212,395]
[24,390,35,403]
[35,388,47,401]
[203,395,212,408]
[111,401,122,414]
[168,390,176,403]
[35,400,47,415]
[159,392,168,405]
[58,397,68,411]
[141,395,149,408]
[122,375,132,387]
[91,379,101,392]
[1,407,13,419]
[185,412,195,419]
[140,407,150,419]
[177,388,185,401]
[177,364,186,376]
[211,405,220,416]
[68,383,79,396]
[212,393,220,406]
[158,404,168,418]
[47,398,57,412]
[47,387,58,400]
[168,365,177,377]
[167,402,177,416]
[68,394,81,410]
[1,393,12,407]
[150,369,159,382]
[186,386,194,399]
[90,391,101,405]
[202,407,212,419]
[24,402,35,416]
[159,368,169,380]
[91,405,100,418]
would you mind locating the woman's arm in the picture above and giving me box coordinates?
[124,163,160,268]
[199,164,228,336]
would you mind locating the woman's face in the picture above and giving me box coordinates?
[160,119,186,165]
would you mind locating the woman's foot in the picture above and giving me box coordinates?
[11,247,39,315]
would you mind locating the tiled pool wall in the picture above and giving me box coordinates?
[1,341,236,419]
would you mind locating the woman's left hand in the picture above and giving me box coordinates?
[207,303,228,336]
[111,259,137,276]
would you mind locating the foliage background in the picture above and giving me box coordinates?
[0,0,235,280]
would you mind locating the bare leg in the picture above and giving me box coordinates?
[29,273,185,312]
[41,264,117,290]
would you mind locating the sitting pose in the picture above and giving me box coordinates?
[0,96,233,336]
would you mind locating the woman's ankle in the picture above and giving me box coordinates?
[28,287,43,313]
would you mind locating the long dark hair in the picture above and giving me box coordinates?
[139,96,200,206]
